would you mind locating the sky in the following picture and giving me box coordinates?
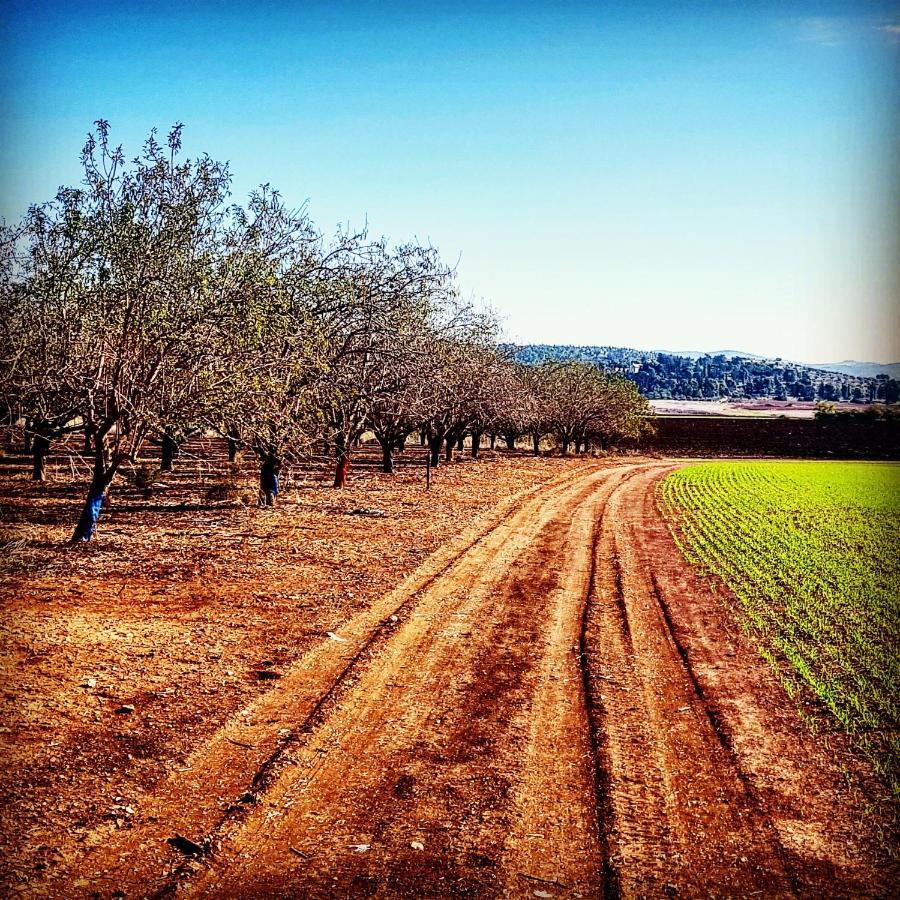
[2,0,898,364]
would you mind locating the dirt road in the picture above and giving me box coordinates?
[41,462,891,898]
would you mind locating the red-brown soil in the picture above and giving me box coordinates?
[0,444,894,897]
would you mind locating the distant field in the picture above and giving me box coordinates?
[660,461,900,792]
[649,399,818,418]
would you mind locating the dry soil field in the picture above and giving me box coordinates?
[0,441,894,898]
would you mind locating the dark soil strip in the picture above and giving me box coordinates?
[578,509,621,900]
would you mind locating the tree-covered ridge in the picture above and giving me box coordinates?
[509,345,899,404]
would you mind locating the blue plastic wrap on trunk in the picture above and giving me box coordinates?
[73,487,105,541]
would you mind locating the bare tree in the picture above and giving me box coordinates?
[418,306,503,467]
[1,209,92,480]
[314,238,455,487]
[205,188,326,505]
[485,360,541,455]
[6,122,296,539]
[532,360,651,455]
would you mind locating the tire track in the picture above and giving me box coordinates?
[582,496,675,896]
[576,505,622,900]
[153,465,600,897]
[646,570,802,895]
[582,465,796,898]
[177,464,638,897]
[498,465,649,897]
[47,464,596,898]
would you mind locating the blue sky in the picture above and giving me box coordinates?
[2,0,898,362]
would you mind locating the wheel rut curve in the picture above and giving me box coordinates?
[181,463,647,898]
[581,464,797,898]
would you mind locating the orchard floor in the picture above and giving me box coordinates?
[0,443,894,897]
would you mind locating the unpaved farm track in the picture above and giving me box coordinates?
[38,463,892,898]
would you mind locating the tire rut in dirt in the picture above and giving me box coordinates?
[178,466,634,898]
[46,467,592,900]
[497,467,652,897]
[155,471,585,897]
[647,569,802,897]
[582,466,796,898]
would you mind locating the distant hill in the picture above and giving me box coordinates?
[809,361,900,380]
[508,344,899,403]
[656,349,766,361]
[658,352,900,379]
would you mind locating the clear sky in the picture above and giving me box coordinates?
[2,0,898,363]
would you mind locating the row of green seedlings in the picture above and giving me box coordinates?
[658,462,899,795]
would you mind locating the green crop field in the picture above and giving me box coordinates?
[659,461,900,794]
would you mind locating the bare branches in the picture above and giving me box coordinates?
[2,120,652,537]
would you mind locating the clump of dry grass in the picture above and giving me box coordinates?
[204,479,253,505]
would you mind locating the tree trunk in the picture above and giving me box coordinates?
[471,431,482,458]
[420,428,427,447]
[504,433,516,450]
[260,455,281,506]
[72,479,107,542]
[379,437,394,474]
[428,434,443,469]
[227,437,239,463]
[32,434,50,481]
[445,436,454,462]
[333,434,350,488]
[72,453,114,542]
[333,454,350,488]
[83,426,94,455]
[561,436,570,456]
[489,433,496,450]
[532,432,541,456]
[456,434,464,451]
[161,432,176,472]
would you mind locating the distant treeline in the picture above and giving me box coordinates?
[509,345,900,404]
